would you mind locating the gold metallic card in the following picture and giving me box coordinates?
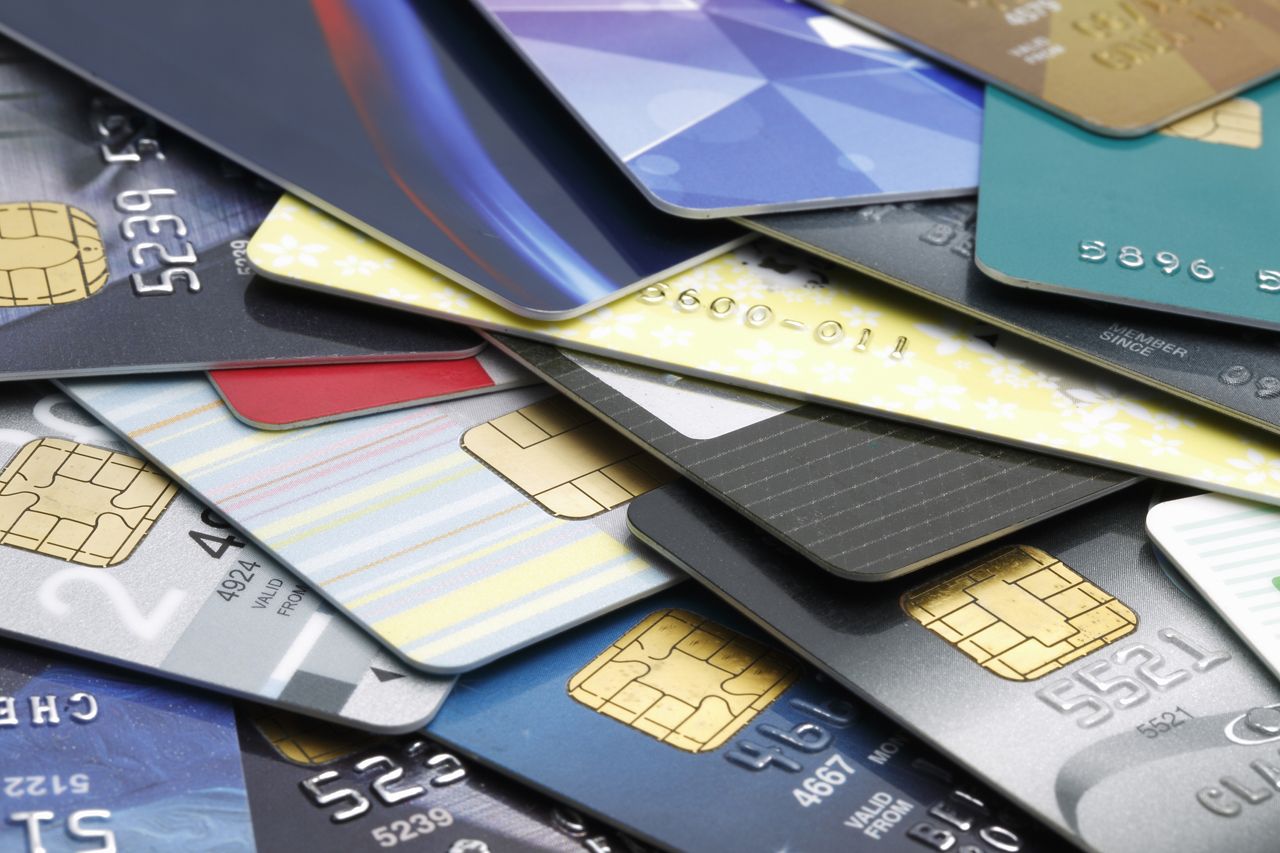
[0,201,107,306]
[567,609,798,752]
[461,397,672,519]
[0,437,177,566]
[813,0,1280,135]
[902,545,1137,680]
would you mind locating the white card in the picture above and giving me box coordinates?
[1148,493,1280,681]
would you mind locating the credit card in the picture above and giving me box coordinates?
[1147,493,1280,685]
[252,200,1280,510]
[0,40,482,380]
[809,0,1280,136]
[427,586,1058,852]
[209,350,535,431]
[237,707,647,853]
[749,197,1280,436]
[471,0,981,217]
[490,333,1137,580]
[59,377,681,673]
[0,1,743,319]
[0,642,254,852]
[629,483,1280,852]
[0,383,452,733]
[978,84,1280,332]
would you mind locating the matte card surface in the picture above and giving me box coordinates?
[491,333,1137,580]
[428,587,1057,852]
[59,377,681,673]
[253,200,1280,509]
[237,707,642,852]
[978,85,1280,331]
[1148,493,1280,685]
[629,483,1280,852]
[0,643,254,852]
[750,197,1280,436]
[811,0,1280,136]
[471,0,981,217]
[0,40,482,380]
[0,1,743,319]
[209,350,535,431]
[0,384,452,733]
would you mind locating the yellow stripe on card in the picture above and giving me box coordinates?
[344,518,561,607]
[375,531,632,645]
[169,426,286,476]
[128,400,222,437]
[406,557,663,661]
[269,464,479,550]
[177,424,315,479]
[257,451,472,541]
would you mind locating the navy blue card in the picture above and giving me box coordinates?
[237,707,643,853]
[428,587,1052,851]
[0,644,253,852]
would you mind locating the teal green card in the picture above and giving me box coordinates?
[976,84,1280,331]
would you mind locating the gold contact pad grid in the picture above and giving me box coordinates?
[251,709,379,767]
[903,546,1138,681]
[0,201,108,307]
[461,396,673,519]
[1159,98,1262,149]
[0,437,177,566]
[567,609,798,753]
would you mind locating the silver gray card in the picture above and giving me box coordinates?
[0,383,452,732]
[629,483,1280,852]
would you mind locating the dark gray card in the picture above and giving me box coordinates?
[0,1,741,318]
[0,42,481,379]
[629,482,1280,853]
[748,200,1280,434]
[491,332,1137,581]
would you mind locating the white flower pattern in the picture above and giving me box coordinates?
[974,397,1017,420]
[1227,450,1280,485]
[898,376,965,412]
[1141,434,1183,457]
[379,287,420,304]
[583,309,643,341]
[333,254,387,277]
[256,234,327,269]
[735,341,803,376]
[652,325,692,348]
[811,360,855,385]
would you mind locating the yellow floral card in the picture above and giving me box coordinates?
[251,196,1280,508]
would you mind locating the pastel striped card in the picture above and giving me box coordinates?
[59,377,680,673]
[1147,494,1280,682]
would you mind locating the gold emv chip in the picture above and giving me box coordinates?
[902,546,1137,681]
[461,396,673,519]
[567,609,798,753]
[1159,98,1262,150]
[0,438,177,567]
[251,709,377,767]
[0,202,108,306]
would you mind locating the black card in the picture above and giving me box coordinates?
[237,707,643,853]
[0,41,481,379]
[628,483,1280,853]
[748,200,1280,434]
[491,332,1137,580]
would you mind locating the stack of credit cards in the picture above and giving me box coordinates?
[0,0,1277,849]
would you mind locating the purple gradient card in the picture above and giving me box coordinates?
[472,0,982,217]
